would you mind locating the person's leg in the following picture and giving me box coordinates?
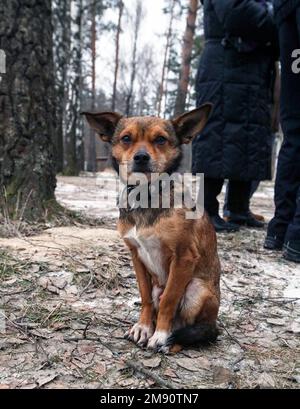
[227,180,265,227]
[204,177,240,232]
[204,177,223,216]
[223,181,230,218]
[224,180,262,219]
[284,185,300,262]
[250,181,260,198]
[266,11,300,250]
[227,180,252,215]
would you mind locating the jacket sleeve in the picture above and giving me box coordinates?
[211,0,276,43]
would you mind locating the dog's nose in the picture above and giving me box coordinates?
[134,151,150,165]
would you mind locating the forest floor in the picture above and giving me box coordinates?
[0,174,299,389]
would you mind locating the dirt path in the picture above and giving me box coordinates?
[0,176,299,389]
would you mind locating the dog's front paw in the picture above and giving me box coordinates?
[147,330,170,352]
[125,323,154,346]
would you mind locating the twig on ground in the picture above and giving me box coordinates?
[83,317,94,339]
[42,302,63,325]
[64,335,119,356]
[218,318,246,351]
[0,310,35,344]
[125,360,178,389]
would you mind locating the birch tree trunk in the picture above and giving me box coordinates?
[0,0,57,220]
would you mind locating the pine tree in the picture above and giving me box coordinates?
[53,0,71,173]
[0,0,57,219]
[64,0,84,175]
[174,0,199,116]
[125,0,143,116]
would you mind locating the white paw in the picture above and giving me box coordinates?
[147,330,170,350]
[125,323,154,346]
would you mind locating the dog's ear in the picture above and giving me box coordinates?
[172,104,213,144]
[81,112,123,143]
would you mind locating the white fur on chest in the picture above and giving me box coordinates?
[125,227,166,286]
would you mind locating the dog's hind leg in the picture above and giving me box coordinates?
[167,278,219,347]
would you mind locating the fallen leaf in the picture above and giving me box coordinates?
[30,264,40,274]
[291,375,300,384]
[163,368,177,378]
[36,373,58,388]
[118,378,135,387]
[142,357,161,369]
[93,363,107,376]
[267,318,285,326]
[213,366,234,385]
[288,321,300,334]
[256,372,276,388]
[176,357,211,372]
[176,358,198,372]
[77,342,97,355]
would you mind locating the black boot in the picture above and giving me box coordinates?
[264,235,284,251]
[283,240,300,263]
[210,215,240,233]
[228,212,265,228]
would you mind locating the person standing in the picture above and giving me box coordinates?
[193,0,278,232]
[264,0,300,263]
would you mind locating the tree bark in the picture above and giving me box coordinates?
[157,0,176,117]
[174,0,199,117]
[174,0,199,173]
[112,0,124,111]
[0,0,57,220]
[53,0,71,173]
[64,0,83,176]
[125,0,142,117]
[86,0,97,172]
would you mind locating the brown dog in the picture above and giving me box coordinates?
[83,105,221,353]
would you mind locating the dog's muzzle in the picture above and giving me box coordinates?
[132,150,151,173]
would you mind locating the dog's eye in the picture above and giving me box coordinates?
[154,136,167,145]
[121,135,132,144]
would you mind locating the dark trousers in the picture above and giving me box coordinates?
[223,180,260,217]
[204,177,252,216]
[267,9,300,241]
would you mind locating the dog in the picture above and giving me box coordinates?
[83,105,221,353]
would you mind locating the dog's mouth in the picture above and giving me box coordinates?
[132,163,152,174]
[119,159,158,177]
[116,154,181,181]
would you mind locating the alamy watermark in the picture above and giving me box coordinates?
[96,166,205,220]
[0,49,6,82]
[292,49,300,74]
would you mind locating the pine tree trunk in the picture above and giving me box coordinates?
[125,1,142,117]
[0,0,57,220]
[87,0,97,172]
[157,0,176,117]
[112,0,124,111]
[64,0,83,176]
[174,0,198,117]
[53,0,71,173]
[174,0,199,172]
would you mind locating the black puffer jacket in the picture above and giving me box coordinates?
[274,0,300,24]
[192,0,278,181]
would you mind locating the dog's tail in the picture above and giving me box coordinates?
[167,322,219,347]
